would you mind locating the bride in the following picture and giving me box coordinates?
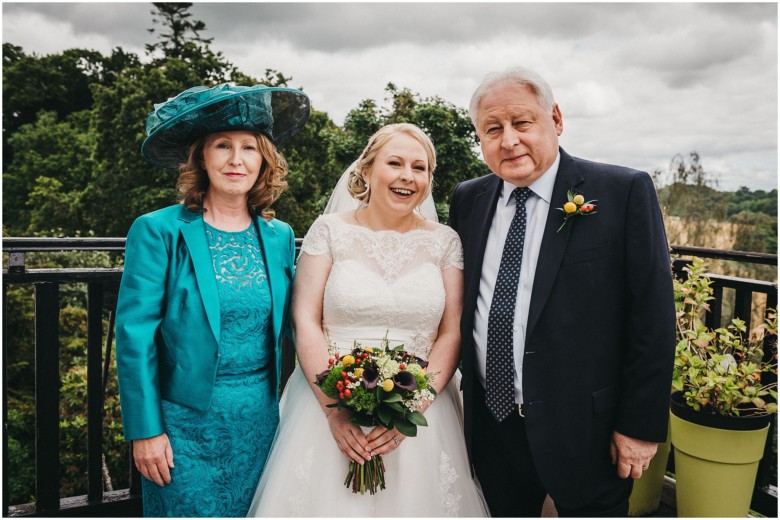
[248,123,488,517]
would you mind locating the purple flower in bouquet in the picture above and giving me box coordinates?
[392,371,418,392]
[361,366,380,390]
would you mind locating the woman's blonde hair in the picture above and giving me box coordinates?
[177,132,288,219]
[347,123,436,205]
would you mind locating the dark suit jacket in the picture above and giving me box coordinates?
[449,148,675,508]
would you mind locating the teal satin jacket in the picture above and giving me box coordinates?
[116,204,295,441]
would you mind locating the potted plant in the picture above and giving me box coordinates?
[628,423,671,516]
[670,257,777,517]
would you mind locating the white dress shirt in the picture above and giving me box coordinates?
[473,153,560,405]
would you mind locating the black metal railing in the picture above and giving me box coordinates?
[2,238,777,516]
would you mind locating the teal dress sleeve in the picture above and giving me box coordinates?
[115,215,168,440]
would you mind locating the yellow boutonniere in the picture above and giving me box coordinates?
[557,190,597,232]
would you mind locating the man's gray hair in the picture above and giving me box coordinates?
[468,66,556,127]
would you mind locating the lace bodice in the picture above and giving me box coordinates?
[300,213,463,359]
[204,222,272,374]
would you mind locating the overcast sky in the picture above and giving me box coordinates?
[3,2,778,191]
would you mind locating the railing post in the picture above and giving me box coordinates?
[733,287,753,331]
[706,285,724,329]
[35,283,60,513]
[3,284,9,517]
[87,282,105,501]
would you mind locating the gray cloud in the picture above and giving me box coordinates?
[3,2,152,51]
[2,2,777,191]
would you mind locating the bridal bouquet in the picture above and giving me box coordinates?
[314,337,437,494]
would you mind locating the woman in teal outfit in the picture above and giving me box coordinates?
[116,84,310,516]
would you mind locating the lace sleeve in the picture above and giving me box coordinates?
[299,216,332,260]
[439,227,464,270]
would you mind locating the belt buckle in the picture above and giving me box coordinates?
[518,404,525,417]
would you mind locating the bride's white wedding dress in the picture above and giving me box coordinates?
[248,213,488,517]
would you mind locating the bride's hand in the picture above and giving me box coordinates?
[326,409,372,464]
[365,425,406,456]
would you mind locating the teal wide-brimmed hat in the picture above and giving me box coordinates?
[141,83,311,169]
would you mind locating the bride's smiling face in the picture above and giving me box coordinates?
[364,133,431,217]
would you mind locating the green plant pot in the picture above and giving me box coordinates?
[628,422,671,517]
[670,392,770,518]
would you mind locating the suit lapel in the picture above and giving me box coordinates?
[256,216,283,343]
[464,175,503,303]
[526,150,584,340]
[179,208,221,344]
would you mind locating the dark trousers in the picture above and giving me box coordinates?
[472,386,632,517]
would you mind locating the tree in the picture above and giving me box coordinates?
[328,84,487,223]
[652,152,731,247]
[2,46,134,167]
[731,211,777,253]
[273,109,342,233]
[145,3,239,84]
[145,3,212,60]
[728,186,778,218]
[86,66,184,236]
[653,152,728,221]
[4,110,95,235]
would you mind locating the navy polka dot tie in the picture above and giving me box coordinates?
[486,187,531,422]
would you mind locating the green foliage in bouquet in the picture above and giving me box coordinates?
[672,257,778,416]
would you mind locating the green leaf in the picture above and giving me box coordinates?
[350,413,375,428]
[385,401,405,413]
[394,419,418,438]
[377,405,392,425]
[381,392,403,403]
[407,411,428,427]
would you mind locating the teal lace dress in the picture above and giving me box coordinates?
[142,223,279,517]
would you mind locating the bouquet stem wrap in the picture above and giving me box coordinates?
[345,454,386,494]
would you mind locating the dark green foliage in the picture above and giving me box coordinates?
[86,66,184,236]
[146,3,213,60]
[4,110,95,235]
[3,251,128,504]
[653,152,777,254]
[731,211,778,253]
[273,109,343,232]
[728,187,778,218]
[330,84,488,223]
[6,406,36,503]
[2,44,140,167]
[347,385,378,414]
[654,152,729,221]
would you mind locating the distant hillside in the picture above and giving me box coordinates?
[655,183,776,254]
[664,217,739,250]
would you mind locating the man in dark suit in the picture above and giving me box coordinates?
[449,66,676,517]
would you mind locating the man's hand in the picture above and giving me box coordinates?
[610,431,658,479]
[133,433,174,486]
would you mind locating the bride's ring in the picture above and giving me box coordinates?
[392,437,399,446]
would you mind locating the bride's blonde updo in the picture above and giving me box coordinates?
[347,123,437,205]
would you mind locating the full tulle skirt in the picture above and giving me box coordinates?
[247,366,489,517]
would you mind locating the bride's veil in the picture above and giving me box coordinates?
[322,160,439,222]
